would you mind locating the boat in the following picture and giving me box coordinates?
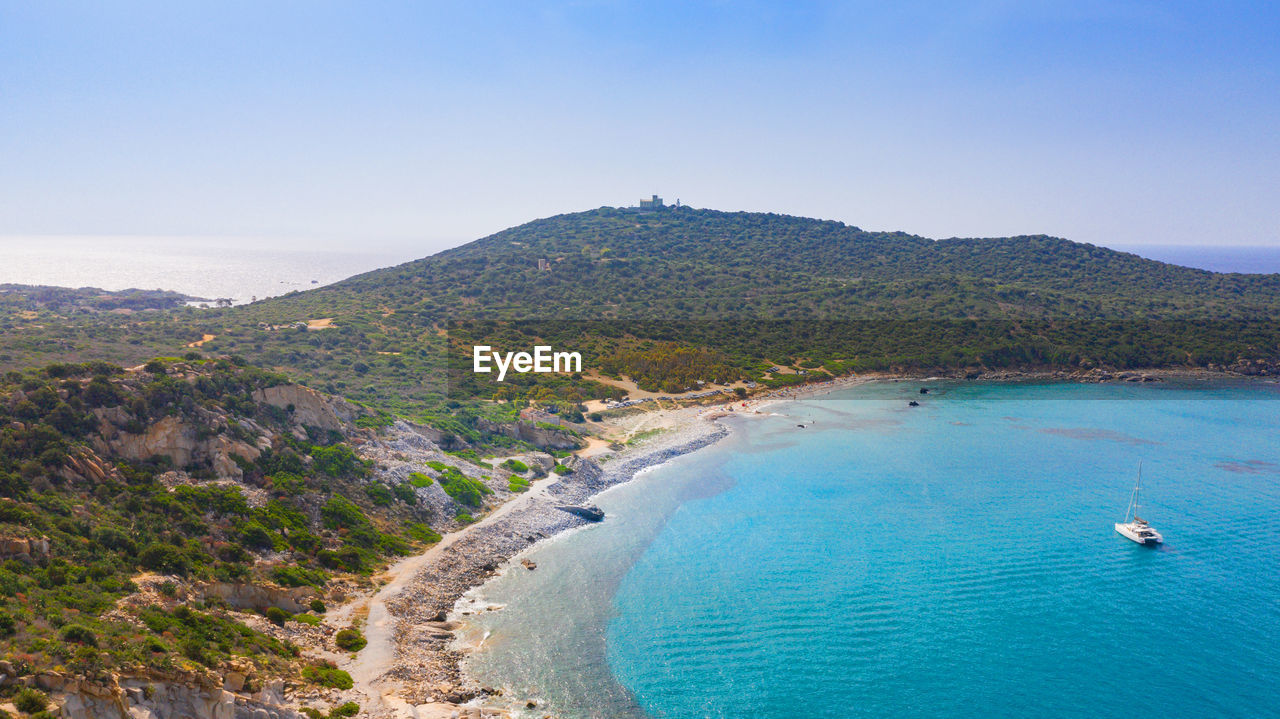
[1115,461,1163,546]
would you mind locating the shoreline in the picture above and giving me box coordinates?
[349,368,1277,718]
[360,407,730,718]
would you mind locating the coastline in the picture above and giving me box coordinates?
[344,366,1278,719]
[355,407,730,719]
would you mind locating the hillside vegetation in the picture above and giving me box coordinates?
[0,357,450,690]
[1,206,1278,423]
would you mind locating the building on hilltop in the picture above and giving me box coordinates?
[639,194,664,209]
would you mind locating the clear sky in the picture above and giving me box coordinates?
[2,1,1278,254]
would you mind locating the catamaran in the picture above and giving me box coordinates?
[1115,461,1163,546]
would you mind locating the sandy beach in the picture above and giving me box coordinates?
[338,404,729,719]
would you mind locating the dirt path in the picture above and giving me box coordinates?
[575,435,615,458]
[341,480,558,717]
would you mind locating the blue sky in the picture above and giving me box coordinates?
[1,1,1277,253]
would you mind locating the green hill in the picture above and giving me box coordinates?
[1,205,1278,423]
[260,206,1280,321]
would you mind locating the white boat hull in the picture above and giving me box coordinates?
[1115,522,1162,545]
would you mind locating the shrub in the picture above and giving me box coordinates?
[334,627,367,652]
[589,412,603,422]
[501,458,529,473]
[321,495,367,530]
[292,613,321,626]
[302,665,354,690]
[455,512,475,524]
[436,467,491,508]
[354,413,393,429]
[310,598,327,613]
[138,543,189,574]
[265,607,291,625]
[0,610,15,636]
[14,688,49,714]
[552,463,571,475]
[407,472,432,488]
[271,565,328,588]
[60,623,98,646]
[180,637,212,666]
[311,445,365,478]
[287,530,322,554]
[391,482,417,504]
[330,702,360,718]
[364,483,394,506]
[404,522,441,544]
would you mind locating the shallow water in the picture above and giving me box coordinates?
[461,381,1280,718]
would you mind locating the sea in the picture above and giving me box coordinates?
[0,236,422,305]
[458,380,1280,719]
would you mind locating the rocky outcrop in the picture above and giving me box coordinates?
[25,671,302,719]
[403,422,467,451]
[1221,358,1279,376]
[59,451,116,483]
[0,535,50,559]
[475,418,582,450]
[196,582,319,614]
[92,414,261,480]
[556,504,604,522]
[251,385,343,432]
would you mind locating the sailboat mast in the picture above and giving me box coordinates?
[1133,460,1143,521]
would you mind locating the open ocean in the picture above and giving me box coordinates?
[0,236,420,305]
[459,380,1280,718]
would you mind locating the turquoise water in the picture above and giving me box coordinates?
[462,381,1280,718]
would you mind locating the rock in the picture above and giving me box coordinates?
[252,679,284,706]
[58,677,299,719]
[0,535,50,559]
[555,505,604,522]
[223,672,245,693]
[251,385,342,432]
[475,418,581,450]
[37,672,66,691]
[196,582,317,614]
[412,704,459,719]
[520,558,536,571]
[92,413,261,480]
